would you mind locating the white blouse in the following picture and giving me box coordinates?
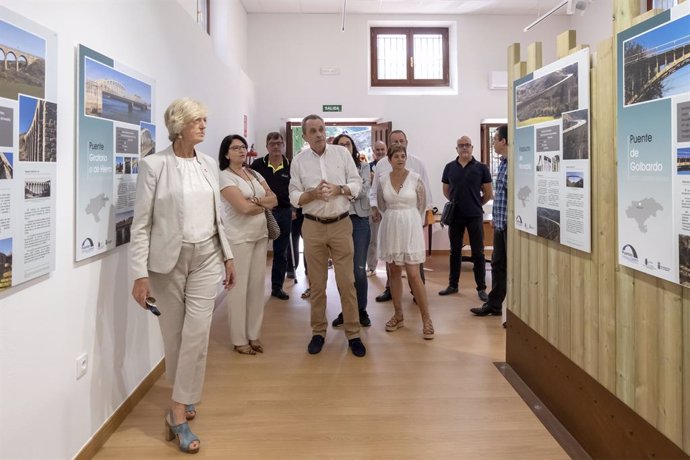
[219,168,268,244]
[176,155,217,243]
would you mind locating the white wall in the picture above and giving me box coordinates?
[0,1,252,459]
[569,0,614,49]
[247,13,569,249]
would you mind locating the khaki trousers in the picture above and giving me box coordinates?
[149,236,223,405]
[226,237,268,346]
[302,218,360,339]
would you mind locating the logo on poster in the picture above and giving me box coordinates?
[621,244,638,264]
[81,238,94,253]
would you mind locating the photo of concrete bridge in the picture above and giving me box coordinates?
[624,14,690,106]
[0,19,46,100]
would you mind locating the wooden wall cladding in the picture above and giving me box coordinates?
[506,0,690,455]
[506,311,689,459]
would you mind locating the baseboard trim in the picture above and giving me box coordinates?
[506,310,689,459]
[495,362,591,459]
[74,359,165,459]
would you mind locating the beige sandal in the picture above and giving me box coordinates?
[385,315,404,332]
[234,344,256,355]
[249,339,264,353]
[422,319,435,340]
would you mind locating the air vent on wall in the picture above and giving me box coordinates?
[488,71,508,90]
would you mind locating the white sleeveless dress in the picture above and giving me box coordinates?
[376,170,426,265]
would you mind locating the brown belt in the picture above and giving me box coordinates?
[304,212,350,224]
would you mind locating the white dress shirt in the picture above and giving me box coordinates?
[370,153,432,209]
[289,144,363,218]
[177,156,217,242]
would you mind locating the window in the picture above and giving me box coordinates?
[370,27,449,87]
[197,0,210,34]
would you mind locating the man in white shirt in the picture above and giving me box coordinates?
[370,130,432,301]
[289,114,367,357]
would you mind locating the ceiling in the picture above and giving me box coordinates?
[239,0,569,16]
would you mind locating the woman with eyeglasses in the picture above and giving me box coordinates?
[331,133,372,328]
[376,144,433,340]
[130,98,236,454]
[218,134,277,355]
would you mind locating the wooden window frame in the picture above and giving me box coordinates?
[370,27,449,87]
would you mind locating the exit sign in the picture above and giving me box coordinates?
[322,105,342,112]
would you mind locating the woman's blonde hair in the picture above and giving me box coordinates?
[164,98,207,142]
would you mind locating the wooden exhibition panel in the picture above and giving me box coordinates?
[506,0,690,455]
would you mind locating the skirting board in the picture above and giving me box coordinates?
[506,310,689,459]
[74,359,165,459]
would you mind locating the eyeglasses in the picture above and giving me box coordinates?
[268,141,284,147]
[456,143,472,149]
[229,145,248,151]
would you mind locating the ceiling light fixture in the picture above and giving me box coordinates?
[523,0,591,32]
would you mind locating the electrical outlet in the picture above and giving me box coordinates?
[76,353,88,380]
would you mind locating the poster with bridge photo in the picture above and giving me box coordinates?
[0,6,57,292]
[616,2,690,286]
[512,47,591,253]
[75,44,155,261]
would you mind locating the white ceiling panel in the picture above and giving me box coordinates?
[241,0,570,16]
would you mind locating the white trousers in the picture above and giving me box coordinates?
[149,236,223,405]
[226,237,268,346]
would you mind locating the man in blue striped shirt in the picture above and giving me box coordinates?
[471,125,509,317]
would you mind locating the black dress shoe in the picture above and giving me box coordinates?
[307,335,325,354]
[375,289,392,302]
[348,338,366,357]
[359,310,371,327]
[470,303,502,316]
[332,313,344,328]
[478,290,488,302]
[271,289,289,300]
[438,286,458,296]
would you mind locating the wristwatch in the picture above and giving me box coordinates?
[340,185,345,195]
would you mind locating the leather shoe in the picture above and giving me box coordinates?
[470,303,502,316]
[332,313,344,328]
[375,289,392,302]
[478,290,488,302]
[348,338,366,357]
[307,335,325,354]
[438,286,458,296]
[271,289,289,300]
[359,310,371,327]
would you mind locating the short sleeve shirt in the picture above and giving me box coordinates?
[219,169,268,244]
[441,157,491,218]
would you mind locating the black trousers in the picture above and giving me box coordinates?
[487,228,507,309]
[447,216,486,291]
[270,207,292,291]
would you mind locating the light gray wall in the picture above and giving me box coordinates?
[247,13,570,249]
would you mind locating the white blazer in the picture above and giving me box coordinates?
[130,145,232,280]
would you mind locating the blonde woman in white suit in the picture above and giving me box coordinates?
[130,98,236,454]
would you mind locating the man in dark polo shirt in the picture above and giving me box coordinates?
[251,131,292,300]
[440,135,493,301]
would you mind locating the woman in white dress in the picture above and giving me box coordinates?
[377,144,434,339]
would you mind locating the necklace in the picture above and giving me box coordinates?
[390,169,408,192]
[229,166,257,197]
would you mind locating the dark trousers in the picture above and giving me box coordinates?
[288,210,306,275]
[271,207,292,291]
[487,228,507,309]
[350,215,370,311]
[448,216,486,291]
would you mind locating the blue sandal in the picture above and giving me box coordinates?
[165,410,200,454]
[185,404,196,420]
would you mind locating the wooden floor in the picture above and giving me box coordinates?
[96,255,568,459]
